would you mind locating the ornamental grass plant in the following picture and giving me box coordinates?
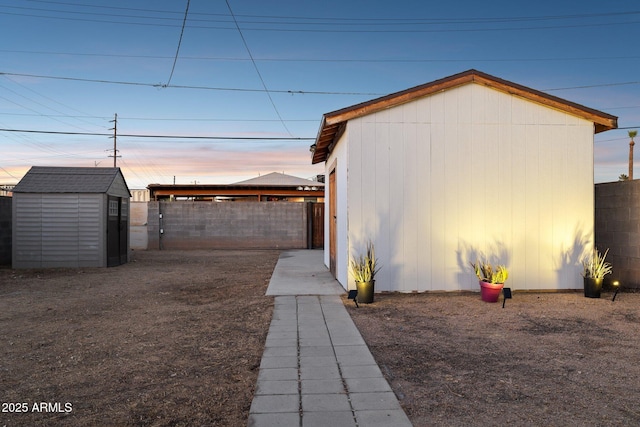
[350,241,381,282]
[471,260,509,284]
[581,247,612,279]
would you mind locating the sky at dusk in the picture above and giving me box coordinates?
[2,0,640,188]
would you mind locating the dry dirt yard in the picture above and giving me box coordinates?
[345,290,640,427]
[3,250,640,427]
[0,249,280,427]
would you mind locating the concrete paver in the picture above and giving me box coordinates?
[248,250,412,427]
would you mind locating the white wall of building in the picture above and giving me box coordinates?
[334,83,594,292]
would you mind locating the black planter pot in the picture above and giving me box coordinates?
[584,277,603,298]
[355,280,375,303]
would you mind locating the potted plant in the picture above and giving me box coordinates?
[349,241,380,303]
[470,260,509,303]
[581,247,612,298]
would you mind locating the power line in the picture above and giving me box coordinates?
[0,165,19,180]
[0,128,315,140]
[545,81,640,91]
[0,88,81,129]
[0,71,383,95]
[4,70,640,95]
[118,157,160,187]
[224,0,292,136]
[222,20,640,33]
[4,126,639,141]
[6,48,640,65]
[21,1,640,24]
[0,112,317,122]
[24,0,179,15]
[0,116,99,159]
[2,9,638,33]
[0,77,101,130]
[7,3,640,32]
[165,0,190,86]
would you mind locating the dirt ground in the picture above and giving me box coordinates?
[345,289,640,427]
[3,250,640,427]
[0,249,280,427]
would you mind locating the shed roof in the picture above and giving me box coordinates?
[13,167,130,195]
[311,69,618,164]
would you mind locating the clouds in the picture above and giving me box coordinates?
[0,137,322,188]
[107,139,321,187]
[2,1,640,187]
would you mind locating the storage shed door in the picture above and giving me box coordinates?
[107,196,127,267]
[119,198,128,264]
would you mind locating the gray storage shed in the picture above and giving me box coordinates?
[12,167,131,268]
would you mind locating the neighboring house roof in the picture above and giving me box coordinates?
[13,166,130,194]
[233,172,325,188]
[311,69,619,164]
[147,172,323,200]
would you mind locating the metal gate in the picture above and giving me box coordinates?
[307,202,324,249]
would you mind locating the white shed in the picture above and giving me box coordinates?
[12,167,131,268]
[311,70,618,293]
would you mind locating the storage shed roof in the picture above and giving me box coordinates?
[311,69,619,164]
[13,167,130,195]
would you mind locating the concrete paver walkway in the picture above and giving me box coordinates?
[248,250,412,427]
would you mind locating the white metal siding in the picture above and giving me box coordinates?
[344,83,594,292]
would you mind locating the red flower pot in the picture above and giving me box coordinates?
[479,280,504,303]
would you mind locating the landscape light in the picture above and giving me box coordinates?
[347,290,359,308]
[502,287,512,308]
[612,281,621,302]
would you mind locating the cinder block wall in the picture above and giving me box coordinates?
[0,196,11,265]
[147,201,308,250]
[595,180,640,289]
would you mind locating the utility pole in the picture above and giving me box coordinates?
[108,113,121,167]
[629,130,637,180]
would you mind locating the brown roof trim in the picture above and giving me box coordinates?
[311,69,618,164]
